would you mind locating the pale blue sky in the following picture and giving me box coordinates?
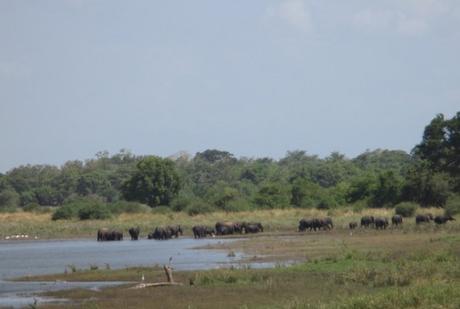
[1,0,459,172]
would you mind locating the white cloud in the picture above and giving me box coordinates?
[266,0,313,33]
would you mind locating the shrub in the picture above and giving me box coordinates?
[52,204,77,220]
[171,194,192,212]
[186,200,213,216]
[444,194,460,216]
[23,202,40,212]
[316,195,338,210]
[0,189,20,211]
[108,201,149,214]
[52,196,112,220]
[78,201,111,220]
[394,202,418,217]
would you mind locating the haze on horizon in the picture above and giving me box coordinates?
[1,0,459,173]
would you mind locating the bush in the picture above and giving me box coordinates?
[52,196,112,220]
[444,194,460,216]
[394,202,418,217]
[186,200,214,216]
[78,201,111,220]
[171,194,192,212]
[108,201,149,214]
[316,195,338,210]
[23,202,40,212]
[52,204,77,220]
[0,189,20,211]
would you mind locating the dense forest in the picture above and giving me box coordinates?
[0,112,459,219]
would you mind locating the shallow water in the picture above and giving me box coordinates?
[0,237,250,308]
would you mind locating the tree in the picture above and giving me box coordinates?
[0,189,20,210]
[368,171,403,207]
[413,112,460,179]
[346,173,377,203]
[413,114,447,171]
[122,156,181,207]
[34,186,63,206]
[402,162,450,207]
[254,182,290,209]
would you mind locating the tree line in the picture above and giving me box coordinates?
[0,112,459,218]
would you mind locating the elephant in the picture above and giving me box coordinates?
[166,225,183,238]
[242,222,263,233]
[215,222,243,235]
[320,217,333,230]
[148,227,168,240]
[360,216,375,228]
[298,218,313,232]
[349,222,358,230]
[434,215,455,225]
[97,228,123,241]
[148,226,182,240]
[192,225,215,238]
[416,214,433,224]
[374,217,389,229]
[391,215,403,226]
[128,227,140,240]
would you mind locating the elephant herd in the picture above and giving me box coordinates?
[345,214,455,230]
[97,221,264,241]
[97,214,455,241]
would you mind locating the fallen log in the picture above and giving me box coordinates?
[129,282,183,289]
[128,265,182,289]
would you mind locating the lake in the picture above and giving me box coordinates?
[0,237,261,308]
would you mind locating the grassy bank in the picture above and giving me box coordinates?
[0,207,452,240]
[18,228,460,308]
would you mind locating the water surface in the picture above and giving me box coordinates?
[0,238,244,308]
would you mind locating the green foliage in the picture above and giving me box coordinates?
[394,202,418,217]
[402,164,450,207]
[170,193,193,212]
[122,156,181,207]
[0,189,20,211]
[186,199,213,216]
[346,173,377,203]
[34,185,63,206]
[78,201,111,220]
[445,194,460,216]
[20,191,37,206]
[52,196,111,220]
[52,204,77,220]
[107,201,149,214]
[253,182,290,209]
[316,194,338,210]
[22,202,40,212]
[368,171,403,208]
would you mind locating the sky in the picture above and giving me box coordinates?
[1,0,459,172]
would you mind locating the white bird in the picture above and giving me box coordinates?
[141,273,145,282]
[5,236,10,240]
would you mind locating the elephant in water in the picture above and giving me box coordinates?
[128,227,140,240]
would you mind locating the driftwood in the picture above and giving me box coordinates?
[129,265,183,289]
